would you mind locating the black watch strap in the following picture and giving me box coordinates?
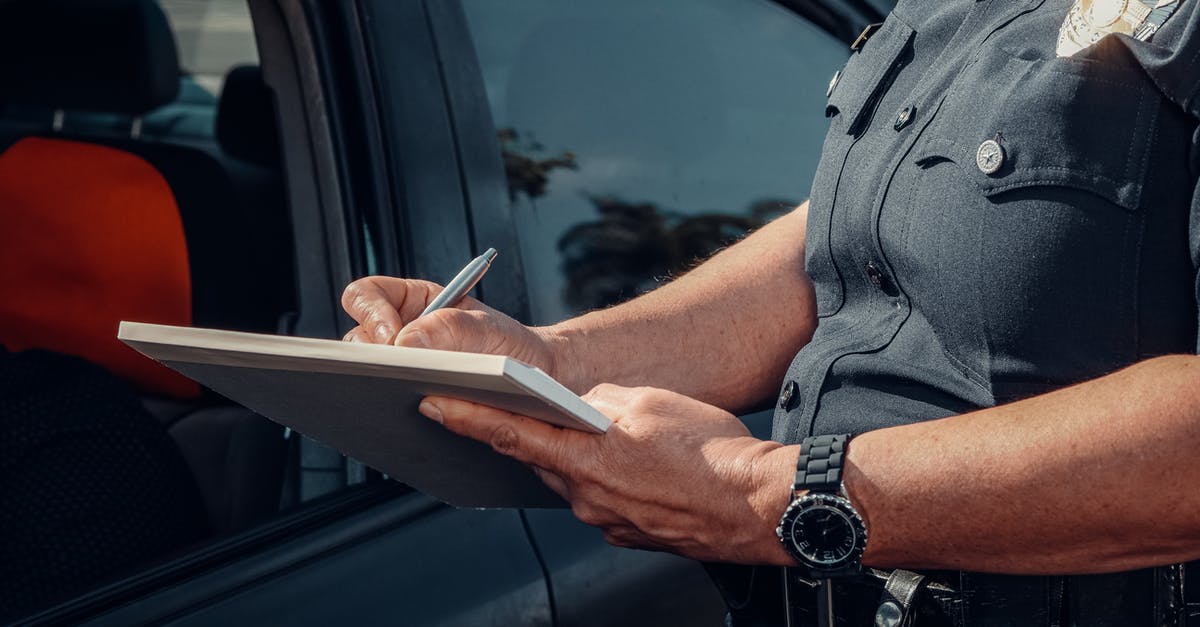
[794,434,849,494]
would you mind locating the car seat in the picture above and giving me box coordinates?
[0,0,288,533]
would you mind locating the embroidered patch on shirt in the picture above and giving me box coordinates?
[1058,0,1184,57]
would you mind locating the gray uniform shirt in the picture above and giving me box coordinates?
[735,0,1200,624]
[773,0,1200,443]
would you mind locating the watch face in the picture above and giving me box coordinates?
[778,494,866,570]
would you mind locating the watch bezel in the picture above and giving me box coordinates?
[776,491,867,576]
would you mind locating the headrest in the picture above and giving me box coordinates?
[0,0,180,115]
[0,137,200,399]
[216,65,282,167]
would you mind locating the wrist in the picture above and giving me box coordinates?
[841,430,878,565]
[534,323,588,394]
[776,435,868,576]
[751,443,803,565]
[841,436,871,549]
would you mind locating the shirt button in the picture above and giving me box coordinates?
[865,261,884,288]
[866,261,900,296]
[976,139,1005,175]
[893,106,915,131]
[826,70,842,98]
[779,380,800,411]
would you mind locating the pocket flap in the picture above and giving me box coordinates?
[913,56,1157,211]
[826,17,915,137]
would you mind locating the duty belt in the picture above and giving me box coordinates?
[707,562,1199,627]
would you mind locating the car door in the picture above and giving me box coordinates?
[427,0,875,625]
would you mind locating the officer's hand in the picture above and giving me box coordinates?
[341,276,562,381]
[418,384,794,564]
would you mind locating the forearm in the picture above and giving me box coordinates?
[544,203,816,412]
[811,355,1200,574]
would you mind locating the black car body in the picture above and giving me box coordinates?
[1,1,886,624]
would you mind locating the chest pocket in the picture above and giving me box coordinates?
[827,19,915,137]
[905,48,1160,385]
[807,16,914,318]
[913,51,1156,210]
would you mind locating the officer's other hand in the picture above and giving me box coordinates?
[340,276,561,379]
[418,384,794,564]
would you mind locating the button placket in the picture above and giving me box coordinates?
[779,380,801,411]
[787,2,1035,442]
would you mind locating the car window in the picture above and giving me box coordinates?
[159,0,259,97]
[0,1,307,619]
[461,0,849,325]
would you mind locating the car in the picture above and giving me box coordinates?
[0,0,885,624]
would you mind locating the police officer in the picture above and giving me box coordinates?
[342,0,1200,623]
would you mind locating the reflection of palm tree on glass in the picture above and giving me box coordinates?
[499,128,578,202]
[558,197,792,312]
[498,127,795,312]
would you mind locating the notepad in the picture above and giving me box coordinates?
[119,321,610,508]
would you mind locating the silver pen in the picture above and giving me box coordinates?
[418,248,499,318]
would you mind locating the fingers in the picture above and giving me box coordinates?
[603,528,651,549]
[531,466,570,498]
[343,327,371,343]
[419,396,589,476]
[342,276,504,348]
[580,383,647,422]
[341,277,423,344]
[393,325,431,349]
[344,322,430,349]
[342,277,454,344]
[417,396,573,498]
[398,308,506,355]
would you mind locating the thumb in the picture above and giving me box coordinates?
[394,325,431,348]
[393,308,483,352]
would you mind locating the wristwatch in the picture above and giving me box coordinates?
[776,434,867,578]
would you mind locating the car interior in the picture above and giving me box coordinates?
[0,0,298,612]
[0,0,867,622]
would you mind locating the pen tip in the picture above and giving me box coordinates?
[482,248,499,263]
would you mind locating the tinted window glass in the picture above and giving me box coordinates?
[0,2,300,619]
[160,0,259,96]
[462,0,847,324]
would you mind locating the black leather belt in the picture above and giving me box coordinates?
[707,562,1195,627]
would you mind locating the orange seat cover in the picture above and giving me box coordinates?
[0,137,200,399]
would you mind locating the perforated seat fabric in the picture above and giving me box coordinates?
[0,348,207,621]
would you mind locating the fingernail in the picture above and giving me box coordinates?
[396,328,429,348]
[346,334,360,343]
[419,401,443,424]
[375,325,394,343]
